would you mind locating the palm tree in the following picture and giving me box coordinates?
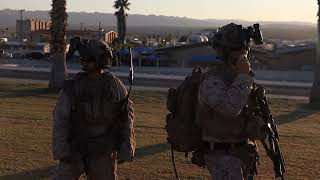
[310,0,320,104]
[114,0,130,47]
[48,0,68,89]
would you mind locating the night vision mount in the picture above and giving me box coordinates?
[211,23,264,50]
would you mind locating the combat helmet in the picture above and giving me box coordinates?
[78,39,113,69]
[212,23,264,52]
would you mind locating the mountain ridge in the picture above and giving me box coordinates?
[0,9,315,29]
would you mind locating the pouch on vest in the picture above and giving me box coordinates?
[65,73,117,156]
[242,92,269,140]
[244,115,268,140]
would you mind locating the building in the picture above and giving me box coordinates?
[188,35,209,44]
[16,19,51,41]
[199,28,217,40]
[156,41,316,70]
[252,43,316,70]
[30,29,51,42]
[4,40,50,54]
[27,28,118,44]
[156,43,217,67]
[105,31,118,44]
[68,30,118,44]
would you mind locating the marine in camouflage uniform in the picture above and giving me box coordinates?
[52,39,135,180]
[197,23,265,180]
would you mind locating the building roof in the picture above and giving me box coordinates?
[29,29,117,37]
[156,42,211,52]
[190,55,220,62]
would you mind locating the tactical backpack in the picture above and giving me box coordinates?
[165,67,203,153]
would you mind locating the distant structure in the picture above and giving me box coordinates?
[4,40,50,54]
[67,30,118,44]
[105,31,118,44]
[16,19,51,41]
[252,42,316,70]
[188,35,209,44]
[199,29,217,40]
[156,40,316,70]
[156,43,217,67]
[20,27,118,44]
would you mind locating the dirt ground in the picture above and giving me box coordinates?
[0,80,319,180]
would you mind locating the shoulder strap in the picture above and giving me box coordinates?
[101,70,121,102]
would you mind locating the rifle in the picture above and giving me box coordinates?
[119,47,134,112]
[113,47,134,155]
[127,47,134,100]
[252,83,286,180]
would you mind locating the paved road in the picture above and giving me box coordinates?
[0,65,311,97]
[0,59,314,82]
[0,77,309,101]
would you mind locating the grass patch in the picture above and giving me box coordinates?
[0,80,319,180]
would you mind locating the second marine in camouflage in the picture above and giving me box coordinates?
[197,23,267,180]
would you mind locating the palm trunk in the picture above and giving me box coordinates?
[122,18,127,46]
[310,1,320,104]
[49,53,67,89]
[49,0,68,89]
[117,8,126,47]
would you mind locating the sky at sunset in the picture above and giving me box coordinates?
[2,0,317,23]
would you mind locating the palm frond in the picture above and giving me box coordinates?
[318,0,320,17]
[113,0,121,9]
[113,0,131,10]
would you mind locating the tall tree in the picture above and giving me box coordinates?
[114,0,130,46]
[310,0,320,104]
[49,0,68,89]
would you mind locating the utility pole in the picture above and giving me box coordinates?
[80,22,83,30]
[5,28,9,37]
[98,21,101,40]
[19,9,25,57]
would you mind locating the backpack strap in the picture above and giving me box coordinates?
[101,70,121,102]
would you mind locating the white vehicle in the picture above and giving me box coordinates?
[4,52,13,59]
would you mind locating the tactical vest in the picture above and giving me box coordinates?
[64,72,120,155]
[198,67,267,143]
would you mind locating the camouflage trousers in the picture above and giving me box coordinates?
[205,153,247,180]
[52,153,117,180]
